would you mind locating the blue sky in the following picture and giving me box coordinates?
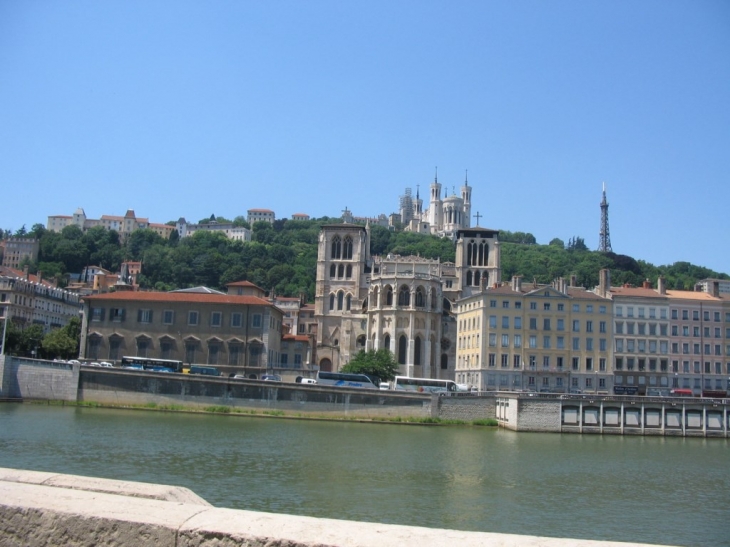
[1,1,728,275]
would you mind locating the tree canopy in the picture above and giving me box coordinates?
[341,349,399,381]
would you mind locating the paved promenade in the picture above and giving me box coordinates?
[0,468,674,547]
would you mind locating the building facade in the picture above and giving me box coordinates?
[80,291,283,374]
[47,209,174,239]
[1,238,39,269]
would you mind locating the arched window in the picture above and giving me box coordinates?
[343,236,353,259]
[356,334,366,348]
[385,287,393,306]
[338,264,344,278]
[384,334,391,352]
[346,264,352,278]
[398,285,410,306]
[441,354,448,370]
[398,335,408,364]
[415,287,424,307]
[372,287,379,308]
[474,271,481,287]
[431,288,438,310]
[337,291,344,310]
[329,294,335,311]
[329,264,336,278]
[414,336,422,366]
[466,270,473,286]
[331,235,341,259]
[346,294,351,311]
[466,241,473,266]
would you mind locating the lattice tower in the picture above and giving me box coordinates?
[598,182,613,252]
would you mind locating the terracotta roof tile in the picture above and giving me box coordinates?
[83,291,272,306]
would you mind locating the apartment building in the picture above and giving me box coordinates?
[1,238,39,269]
[80,290,283,374]
[0,267,81,333]
[455,275,612,393]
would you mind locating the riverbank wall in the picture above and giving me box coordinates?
[0,355,79,402]
[0,467,670,547]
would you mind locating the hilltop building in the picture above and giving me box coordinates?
[398,170,472,240]
[175,218,251,242]
[47,209,174,239]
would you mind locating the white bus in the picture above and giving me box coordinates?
[316,371,379,389]
[392,376,458,394]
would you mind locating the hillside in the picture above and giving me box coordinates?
[5,220,727,298]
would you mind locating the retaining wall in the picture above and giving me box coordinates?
[438,394,496,421]
[78,368,434,419]
[0,356,79,401]
[0,467,668,547]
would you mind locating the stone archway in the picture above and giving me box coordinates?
[319,358,333,372]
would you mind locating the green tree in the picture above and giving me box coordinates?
[548,238,564,248]
[41,316,81,360]
[341,349,399,381]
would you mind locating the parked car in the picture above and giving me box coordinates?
[68,360,81,365]
[99,362,114,368]
[261,374,282,382]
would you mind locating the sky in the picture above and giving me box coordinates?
[1,1,729,274]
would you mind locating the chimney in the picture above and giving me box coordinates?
[511,275,522,292]
[642,279,651,289]
[24,265,29,280]
[712,281,720,298]
[570,275,577,287]
[599,269,611,298]
[38,271,43,285]
[657,276,666,295]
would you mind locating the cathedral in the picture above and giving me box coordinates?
[398,170,472,240]
[314,177,500,379]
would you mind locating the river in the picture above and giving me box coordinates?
[0,403,727,546]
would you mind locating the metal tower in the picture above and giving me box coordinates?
[598,182,613,252]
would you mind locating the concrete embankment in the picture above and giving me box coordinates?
[0,467,672,547]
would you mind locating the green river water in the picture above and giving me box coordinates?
[0,403,728,546]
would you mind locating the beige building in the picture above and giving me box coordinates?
[175,218,251,242]
[0,266,81,334]
[247,209,275,225]
[47,208,174,239]
[1,238,39,269]
[80,290,283,375]
[455,275,612,393]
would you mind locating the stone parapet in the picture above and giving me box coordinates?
[0,468,670,547]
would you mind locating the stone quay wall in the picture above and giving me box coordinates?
[438,394,496,421]
[78,368,434,419]
[0,467,668,547]
[0,356,79,401]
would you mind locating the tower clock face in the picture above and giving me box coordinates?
[440,337,451,351]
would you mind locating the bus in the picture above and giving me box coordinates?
[392,376,458,394]
[188,365,221,377]
[120,356,183,373]
[315,371,379,389]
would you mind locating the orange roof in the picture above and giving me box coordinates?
[248,208,274,213]
[665,290,722,302]
[609,287,667,299]
[84,291,272,306]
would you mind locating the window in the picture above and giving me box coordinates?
[111,308,125,322]
[693,310,699,321]
[543,302,550,311]
[543,318,551,330]
[557,336,564,349]
[557,319,564,331]
[514,317,522,329]
[502,316,510,329]
[91,308,104,322]
[530,302,537,310]
[573,304,580,312]
[529,318,537,329]
[136,338,148,357]
[488,353,496,367]
[557,356,564,369]
[514,334,522,348]
[188,311,199,326]
[513,355,521,368]
[586,320,593,333]
[529,335,537,348]
[489,300,497,308]
[558,303,564,311]
[543,336,551,349]
[136,309,152,323]
[501,354,509,368]
[231,313,242,328]
[572,320,580,332]
[502,301,510,308]
[252,314,262,328]
[281,354,288,366]
[615,357,623,370]
[489,315,497,328]
[501,334,509,347]
[163,310,175,325]
[211,311,222,327]
[616,306,623,317]
[572,357,579,371]
[489,333,496,347]
[599,321,606,333]
[542,355,550,368]
[586,338,593,351]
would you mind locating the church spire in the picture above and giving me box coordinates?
[434,166,438,183]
